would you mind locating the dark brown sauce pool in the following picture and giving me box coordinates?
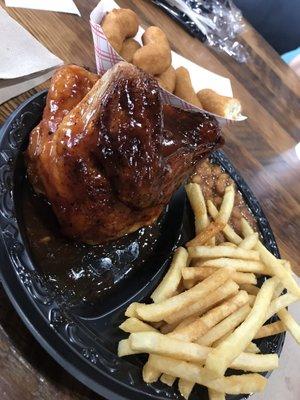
[21,173,163,305]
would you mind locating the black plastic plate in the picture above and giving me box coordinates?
[0,91,285,400]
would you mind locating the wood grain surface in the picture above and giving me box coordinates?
[0,0,299,399]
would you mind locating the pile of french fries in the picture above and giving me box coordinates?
[118,179,300,399]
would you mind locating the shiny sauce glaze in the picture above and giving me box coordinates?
[26,63,223,244]
[21,171,163,304]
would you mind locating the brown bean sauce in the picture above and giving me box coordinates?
[192,160,257,241]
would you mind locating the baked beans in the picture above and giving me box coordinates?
[191,160,257,241]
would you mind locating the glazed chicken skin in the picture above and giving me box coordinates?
[26,62,223,244]
[27,65,99,192]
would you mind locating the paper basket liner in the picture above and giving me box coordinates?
[90,0,247,122]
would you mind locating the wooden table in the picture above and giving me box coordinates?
[0,0,299,399]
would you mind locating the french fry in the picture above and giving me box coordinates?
[130,332,278,371]
[238,233,259,250]
[273,283,284,299]
[129,331,208,362]
[117,167,300,400]
[185,183,209,234]
[151,321,165,329]
[254,321,285,339]
[204,277,279,378]
[230,352,278,372]
[183,278,195,289]
[143,355,161,383]
[245,342,260,354]
[147,355,267,394]
[277,308,300,344]
[213,330,260,354]
[239,284,260,295]
[222,242,237,247]
[171,291,249,342]
[136,268,232,322]
[119,317,157,333]
[125,302,140,318]
[212,330,234,347]
[248,294,256,306]
[196,304,251,346]
[188,246,260,261]
[175,315,199,331]
[209,389,225,400]
[186,220,226,247]
[217,184,235,224]
[162,315,203,334]
[241,218,300,297]
[207,200,242,245]
[210,237,216,246]
[118,339,139,356]
[160,373,176,386]
[165,280,239,324]
[283,260,296,276]
[178,379,194,399]
[259,247,300,297]
[151,247,188,303]
[265,293,298,321]
[160,320,181,334]
[186,185,235,247]
[195,258,269,274]
[183,266,257,285]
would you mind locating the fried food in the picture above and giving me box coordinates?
[265,293,298,321]
[117,161,300,399]
[136,268,231,322]
[277,308,300,344]
[147,355,267,394]
[160,373,176,386]
[165,279,238,325]
[204,277,279,379]
[245,342,260,354]
[102,8,139,53]
[197,89,242,119]
[171,291,249,342]
[155,65,176,92]
[179,379,194,399]
[125,302,140,318]
[196,304,251,346]
[239,283,260,295]
[186,220,226,247]
[174,67,202,108]
[119,38,141,62]
[128,331,278,372]
[195,258,269,274]
[254,321,285,339]
[238,232,259,250]
[185,183,209,234]
[185,184,235,247]
[143,356,161,383]
[208,389,225,400]
[133,26,172,75]
[188,245,259,260]
[151,247,188,303]
[183,266,257,285]
[207,200,243,245]
[241,218,300,297]
[119,317,157,333]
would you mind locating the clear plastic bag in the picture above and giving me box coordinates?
[156,0,249,63]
